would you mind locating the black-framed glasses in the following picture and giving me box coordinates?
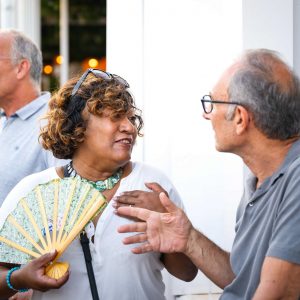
[71,68,130,97]
[201,95,242,114]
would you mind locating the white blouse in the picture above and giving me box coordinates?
[0,162,183,300]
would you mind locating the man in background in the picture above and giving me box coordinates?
[0,29,63,206]
[117,49,300,299]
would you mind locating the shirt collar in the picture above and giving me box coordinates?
[275,138,300,176]
[246,138,300,194]
[14,92,51,121]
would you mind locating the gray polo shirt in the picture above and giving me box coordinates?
[221,139,300,299]
[0,92,64,205]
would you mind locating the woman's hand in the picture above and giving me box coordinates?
[113,182,167,213]
[12,251,69,293]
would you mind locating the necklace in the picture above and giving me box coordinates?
[65,161,123,192]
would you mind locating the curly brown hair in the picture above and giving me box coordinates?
[40,74,143,159]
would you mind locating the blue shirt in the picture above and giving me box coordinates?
[0,92,64,204]
[221,139,300,299]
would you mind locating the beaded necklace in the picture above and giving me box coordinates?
[64,161,123,192]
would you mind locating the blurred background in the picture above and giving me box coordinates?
[1,0,107,91]
[0,0,299,299]
[40,0,106,91]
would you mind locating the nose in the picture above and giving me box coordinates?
[120,117,136,133]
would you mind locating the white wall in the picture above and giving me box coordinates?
[107,0,299,297]
[0,0,41,47]
[242,0,294,66]
[108,0,243,296]
[294,0,300,77]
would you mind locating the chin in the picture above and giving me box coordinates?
[116,155,132,166]
[215,142,226,153]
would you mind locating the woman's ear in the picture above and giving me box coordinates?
[16,59,30,80]
[234,106,250,135]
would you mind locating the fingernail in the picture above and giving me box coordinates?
[112,202,117,208]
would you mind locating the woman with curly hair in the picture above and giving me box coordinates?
[0,69,197,300]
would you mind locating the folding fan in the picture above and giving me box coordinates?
[0,177,107,279]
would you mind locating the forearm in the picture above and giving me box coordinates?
[162,253,198,282]
[184,228,235,288]
[0,266,18,298]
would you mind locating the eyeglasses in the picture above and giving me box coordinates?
[71,68,130,97]
[200,95,242,114]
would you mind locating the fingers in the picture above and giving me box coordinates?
[35,250,57,268]
[22,251,69,292]
[116,190,140,199]
[159,192,178,213]
[41,269,69,290]
[144,182,166,194]
[131,243,154,254]
[118,222,147,233]
[122,233,147,245]
[113,191,140,207]
[117,206,151,221]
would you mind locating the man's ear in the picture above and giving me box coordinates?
[16,59,30,80]
[234,105,250,135]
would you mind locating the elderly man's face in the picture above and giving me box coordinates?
[203,63,240,153]
[0,34,18,106]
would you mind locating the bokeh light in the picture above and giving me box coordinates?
[43,65,53,75]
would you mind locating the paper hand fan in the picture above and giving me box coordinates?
[0,177,107,279]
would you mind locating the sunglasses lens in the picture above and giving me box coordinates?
[91,70,129,87]
[72,69,130,97]
[91,69,112,80]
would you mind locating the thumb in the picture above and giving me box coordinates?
[145,182,167,194]
[36,250,57,267]
[159,192,178,213]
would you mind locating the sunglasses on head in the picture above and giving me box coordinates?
[71,68,130,97]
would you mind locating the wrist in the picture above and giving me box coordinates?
[7,267,29,293]
[185,227,201,257]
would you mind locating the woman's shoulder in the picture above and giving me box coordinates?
[132,161,169,178]
[0,167,59,221]
[16,167,59,189]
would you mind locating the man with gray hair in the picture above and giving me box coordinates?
[116,49,300,299]
[0,29,63,205]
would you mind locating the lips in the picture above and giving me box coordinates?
[115,137,133,145]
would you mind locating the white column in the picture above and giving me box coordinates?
[59,0,69,86]
[108,0,243,297]
[16,0,41,47]
[0,0,17,28]
[294,0,300,76]
[107,0,145,162]
[242,0,294,66]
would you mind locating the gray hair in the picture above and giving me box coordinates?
[6,29,43,85]
[228,49,300,140]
